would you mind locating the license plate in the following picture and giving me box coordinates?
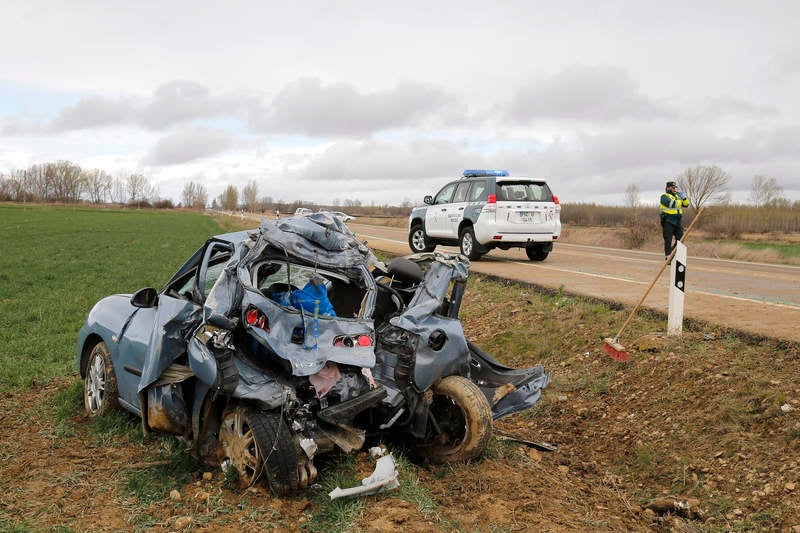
[518,211,539,223]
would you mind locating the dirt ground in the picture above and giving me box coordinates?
[3,315,799,532]
[2,215,798,531]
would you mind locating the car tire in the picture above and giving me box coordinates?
[459,227,483,260]
[417,375,493,464]
[83,341,119,417]
[525,245,549,261]
[220,405,300,495]
[409,224,435,253]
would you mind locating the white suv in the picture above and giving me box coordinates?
[408,170,561,261]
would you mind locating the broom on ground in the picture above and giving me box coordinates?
[603,206,705,362]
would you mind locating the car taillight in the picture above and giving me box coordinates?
[246,308,269,333]
[552,194,561,212]
[483,193,497,213]
[333,334,373,348]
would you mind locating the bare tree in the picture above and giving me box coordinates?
[108,176,127,204]
[241,180,259,212]
[182,181,208,209]
[623,183,640,208]
[674,165,731,208]
[83,168,112,204]
[748,175,785,207]
[127,173,148,205]
[219,184,239,211]
[49,160,84,203]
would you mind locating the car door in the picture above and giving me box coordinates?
[441,181,471,238]
[115,242,231,410]
[425,182,457,238]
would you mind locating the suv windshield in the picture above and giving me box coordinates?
[496,181,553,202]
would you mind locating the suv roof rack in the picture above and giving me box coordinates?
[462,169,509,178]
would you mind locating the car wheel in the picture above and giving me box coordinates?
[459,227,483,260]
[409,224,435,253]
[220,405,300,495]
[525,245,549,261]
[83,341,119,417]
[417,375,493,463]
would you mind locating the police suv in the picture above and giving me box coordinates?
[408,170,561,261]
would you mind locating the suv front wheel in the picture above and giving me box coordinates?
[409,224,435,253]
[459,227,483,260]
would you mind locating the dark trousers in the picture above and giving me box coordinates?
[661,220,684,257]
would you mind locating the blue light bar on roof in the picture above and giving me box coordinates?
[462,169,509,177]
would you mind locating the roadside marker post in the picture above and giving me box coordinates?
[667,241,687,337]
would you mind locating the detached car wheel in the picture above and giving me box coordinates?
[83,341,118,416]
[525,245,549,261]
[418,375,493,463]
[220,405,300,495]
[409,224,435,253]
[459,227,483,260]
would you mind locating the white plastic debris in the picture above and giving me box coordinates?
[328,453,400,500]
[368,446,385,459]
[781,403,793,413]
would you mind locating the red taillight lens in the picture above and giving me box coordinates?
[246,308,269,333]
[487,194,497,204]
[334,334,373,347]
[357,335,372,347]
[552,195,559,205]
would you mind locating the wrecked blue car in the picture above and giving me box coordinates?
[77,213,548,494]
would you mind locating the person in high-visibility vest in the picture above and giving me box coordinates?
[660,181,689,260]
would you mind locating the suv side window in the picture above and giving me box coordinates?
[467,180,488,201]
[452,182,470,203]
[434,183,457,205]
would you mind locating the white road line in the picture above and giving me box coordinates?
[355,230,800,309]
[503,260,800,310]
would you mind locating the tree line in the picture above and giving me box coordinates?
[2,162,796,230]
[0,160,170,207]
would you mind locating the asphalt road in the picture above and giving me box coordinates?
[350,222,800,344]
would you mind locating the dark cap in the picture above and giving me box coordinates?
[666,181,677,188]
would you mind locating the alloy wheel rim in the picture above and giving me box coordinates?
[86,353,105,413]
[462,233,473,255]
[221,409,261,485]
[412,230,425,251]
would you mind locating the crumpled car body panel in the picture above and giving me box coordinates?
[77,211,549,474]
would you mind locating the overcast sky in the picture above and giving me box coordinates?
[2,0,799,206]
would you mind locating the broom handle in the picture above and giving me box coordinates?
[614,206,706,340]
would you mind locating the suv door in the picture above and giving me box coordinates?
[441,181,471,238]
[494,180,558,236]
[425,182,457,238]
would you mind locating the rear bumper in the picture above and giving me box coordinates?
[474,227,560,247]
[473,218,560,246]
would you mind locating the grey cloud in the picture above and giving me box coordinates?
[696,97,779,120]
[142,126,233,166]
[250,77,455,137]
[2,80,248,135]
[505,65,675,123]
[298,139,487,182]
[289,122,800,203]
[139,80,243,129]
[1,115,46,135]
[51,96,133,131]
[765,44,800,83]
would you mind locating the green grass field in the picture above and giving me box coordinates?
[2,205,797,531]
[0,204,221,390]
